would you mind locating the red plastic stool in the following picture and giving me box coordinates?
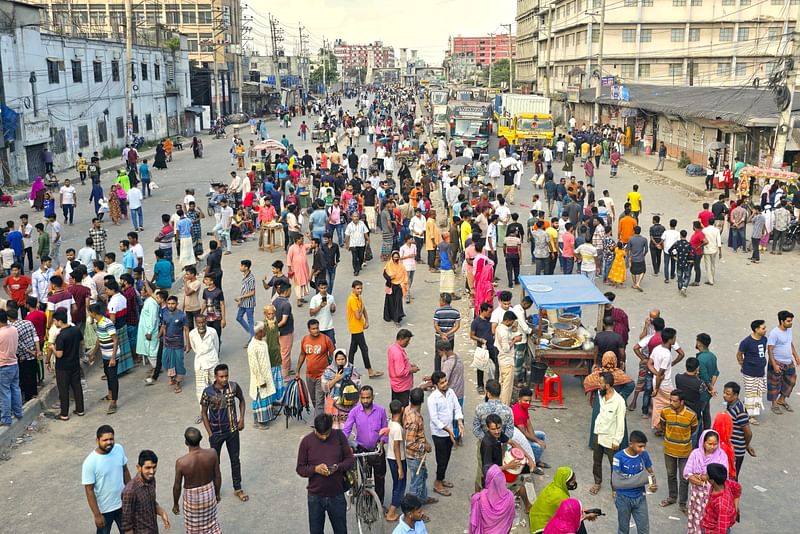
[534,375,563,407]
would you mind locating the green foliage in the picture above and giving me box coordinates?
[677,151,691,169]
[102,146,122,159]
[165,36,181,52]
[310,48,339,86]
[483,59,511,87]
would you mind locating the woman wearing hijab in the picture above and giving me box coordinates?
[469,464,516,534]
[529,466,577,532]
[473,239,495,316]
[383,250,408,325]
[321,349,361,429]
[153,142,168,169]
[247,321,276,429]
[711,412,737,480]
[583,351,634,449]
[543,498,590,534]
[683,429,731,533]
[30,176,46,211]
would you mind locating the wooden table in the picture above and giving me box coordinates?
[533,346,596,377]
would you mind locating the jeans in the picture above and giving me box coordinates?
[321,329,336,347]
[95,507,123,534]
[676,265,691,290]
[692,260,701,284]
[326,267,337,291]
[62,203,74,224]
[664,454,689,505]
[615,493,650,534]
[350,246,365,274]
[0,364,23,424]
[406,456,428,501]
[535,257,548,275]
[655,156,665,171]
[560,256,574,274]
[433,434,453,481]
[453,397,464,440]
[387,458,407,507]
[130,207,143,230]
[641,371,653,415]
[348,332,371,369]
[307,493,347,534]
[56,367,84,417]
[236,306,255,338]
[210,430,242,490]
[602,255,613,281]
[141,180,151,197]
[664,253,675,280]
[527,430,547,463]
[750,238,760,261]
[772,229,785,251]
[732,227,746,251]
[505,257,520,286]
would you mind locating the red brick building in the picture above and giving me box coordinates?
[451,34,516,67]
[333,40,395,70]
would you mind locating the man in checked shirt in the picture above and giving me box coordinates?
[403,388,437,519]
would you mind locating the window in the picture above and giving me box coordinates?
[145,114,153,131]
[141,63,148,81]
[72,60,82,83]
[671,28,685,42]
[638,63,650,77]
[771,0,783,3]
[566,2,572,16]
[735,62,747,76]
[93,61,103,82]
[47,59,60,84]
[768,28,780,41]
[182,6,196,24]
[723,0,735,4]
[624,0,637,6]
[154,64,160,80]
[50,128,67,153]
[640,29,652,42]
[200,33,214,52]
[198,5,212,24]
[97,119,108,143]
[691,0,702,5]
[116,117,125,139]
[111,60,120,81]
[592,29,600,43]
[642,0,653,5]
[623,29,636,42]
[78,125,90,148]
[689,28,701,41]
[719,28,733,41]
[166,10,180,24]
[717,62,731,76]
[621,64,635,78]
[739,0,750,4]
[673,0,686,5]
[669,63,683,76]
[187,38,198,52]
[738,27,749,41]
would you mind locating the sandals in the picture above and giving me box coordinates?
[749,417,760,426]
[589,484,601,495]
[233,490,249,502]
[440,480,454,488]
[433,487,451,497]
[174,384,183,394]
[780,402,794,412]
[771,405,784,415]
[660,498,676,507]
[57,415,70,421]
[423,497,439,505]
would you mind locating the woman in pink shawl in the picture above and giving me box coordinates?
[30,176,46,211]
[286,233,311,307]
[543,498,584,534]
[683,429,730,533]
[473,239,495,316]
[469,465,515,534]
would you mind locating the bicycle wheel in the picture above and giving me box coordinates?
[355,488,384,534]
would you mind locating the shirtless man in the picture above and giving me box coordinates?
[172,427,222,532]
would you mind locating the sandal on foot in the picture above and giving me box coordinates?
[660,498,676,507]
[423,497,439,505]
[589,484,601,495]
[233,490,249,502]
[174,385,183,394]
[57,415,70,421]
[433,487,451,497]
[780,402,794,412]
[748,417,760,425]
[771,405,784,415]
[441,480,454,488]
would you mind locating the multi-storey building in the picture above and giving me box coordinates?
[451,34,517,67]
[333,40,396,71]
[515,0,795,92]
[33,0,243,116]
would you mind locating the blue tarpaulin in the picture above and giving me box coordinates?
[1,106,18,141]
[519,275,610,310]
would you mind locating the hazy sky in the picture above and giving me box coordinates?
[246,0,517,64]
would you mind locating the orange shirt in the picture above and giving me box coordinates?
[300,334,336,379]
[618,215,636,244]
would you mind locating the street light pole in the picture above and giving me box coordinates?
[594,0,606,122]
[772,2,800,168]
[502,23,513,90]
[125,0,134,130]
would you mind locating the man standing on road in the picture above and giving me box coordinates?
[172,426,222,533]
[121,450,171,533]
[52,309,82,420]
[648,215,665,276]
[432,293,461,372]
[344,212,369,276]
[308,279,336,345]
[296,413,355,534]
[427,370,464,498]
[200,363,249,503]
[612,430,657,534]
[662,219,680,283]
[346,280,382,378]
[0,309,21,426]
[766,310,799,415]
[626,226,648,291]
[658,390,697,512]
[342,385,389,506]
[650,327,681,431]
[388,329,419,406]
[297,318,336,415]
[189,315,220,405]
[654,141,667,171]
[701,219,723,285]
[722,382,755,480]
[736,319,768,425]
[590,372,627,496]
[82,424,131,534]
[403,388,436,510]
[235,260,257,341]
[59,178,77,225]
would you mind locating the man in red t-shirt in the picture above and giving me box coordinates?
[697,203,714,227]
[511,387,548,473]
[3,264,31,308]
[689,221,707,287]
[296,318,336,415]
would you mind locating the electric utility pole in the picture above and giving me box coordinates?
[125,0,134,132]
[488,33,494,89]
[772,2,800,168]
[544,6,553,98]
[299,24,310,97]
[594,0,606,122]
[502,23,513,90]
[269,14,283,93]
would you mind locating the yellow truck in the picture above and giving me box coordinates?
[495,94,554,145]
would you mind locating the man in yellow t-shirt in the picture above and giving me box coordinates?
[626,184,643,219]
[545,219,559,274]
[75,152,88,185]
[346,280,382,378]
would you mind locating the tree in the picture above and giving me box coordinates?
[309,48,339,87]
[483,59,511,87]
[345,67,366,83]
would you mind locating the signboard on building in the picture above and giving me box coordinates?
[567,86,580,103]
[611,85,630,102]
[602,76,615,87]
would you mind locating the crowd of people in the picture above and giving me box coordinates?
[0,85,795,534]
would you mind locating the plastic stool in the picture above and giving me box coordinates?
[534,375,563,407]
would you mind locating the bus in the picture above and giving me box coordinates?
[447,101,493,153]
[429,89,449,106]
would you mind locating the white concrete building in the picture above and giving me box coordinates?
[0,1,191,184]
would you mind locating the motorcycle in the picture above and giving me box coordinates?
[131,136,145,149]
[209,124,226,139]
[780,219,800,252]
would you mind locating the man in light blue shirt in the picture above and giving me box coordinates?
[392,494,428,533]
[82,424,131,534]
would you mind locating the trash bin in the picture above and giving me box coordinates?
[531,361,549,385]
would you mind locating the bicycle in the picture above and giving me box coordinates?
[348,448,385,534]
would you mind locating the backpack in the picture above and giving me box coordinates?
[339,369,360,407]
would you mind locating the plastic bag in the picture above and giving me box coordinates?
[471,345,492,372]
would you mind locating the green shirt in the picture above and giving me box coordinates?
[696,350,719,403]
[37,232,50,257]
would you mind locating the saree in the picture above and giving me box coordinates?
[585,352,634,449]
[263,324,285,411]
[543,498,583,534]
[473,254,495,316]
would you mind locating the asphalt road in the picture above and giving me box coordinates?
[0,97,798,534]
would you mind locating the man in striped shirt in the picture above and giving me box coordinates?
[658,389,698,511]
[235,260,256,344]
[89,302,120,415]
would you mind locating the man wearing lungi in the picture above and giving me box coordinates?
[736,319,768,425]
[766,311,799,415]
[173,427,222,533]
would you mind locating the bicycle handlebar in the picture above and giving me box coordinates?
[352,450,383,458]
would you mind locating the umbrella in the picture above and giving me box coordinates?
[450,156,472,166]
[279,376,311,428]
[254,139,286,152]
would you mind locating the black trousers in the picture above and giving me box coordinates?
[210,430,242,490]
[693,260,701,283]
[547,254,558,275]
[505,256,520,286]
[103,359,119,401]
[427,249,436,269]
[348,332,371,369]
[151,342,164,381]
[391,389,410,407]
[433,435,453,482]
[649,245,662,274]
[351,246,365,274]
[414,237,424,261]
[56,366,84,417]
[19,358,38,402]
[591,438,615,484]
[356,446,387,504]
[23,247,33,272]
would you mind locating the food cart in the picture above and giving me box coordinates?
[519,275,610,381]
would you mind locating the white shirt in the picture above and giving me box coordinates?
[183,194,196,209]
[21,223,33,249]
[511,304,532,345]
[345,221,368,247]
[409,216,426,238]
[427,387,463,438]
[31,267,53,303]
[219,206,234,229]
[488,161,501,178]
[651,344,675,392]
[0,249,14,269]
[556,140,565,153]
[702,225,722,254]
[495,205,511,226]
[60,185,77,205]
[131,243,144,265]
[358,153,370,169]
[127,187,143,210]
[575,243,597,272]
[376,146,386,159]
[662,229,680,254]
[308,293,335,331]
[189,328,221,371]
[229,175,242,193]
[462,147,474,160]
[77,246,97,266]
[542,147,553,162]
[569,117,577,128]
[386,420,406,461]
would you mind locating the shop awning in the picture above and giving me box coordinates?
[185,106,205,114]
[519,275,610,310]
